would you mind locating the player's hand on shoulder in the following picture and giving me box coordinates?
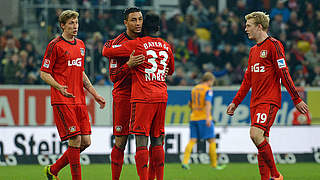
[127,50,145,68]
[226,103,236,116]
[295,100,309,114]
[95,95,106,109]
[58,85,75,98]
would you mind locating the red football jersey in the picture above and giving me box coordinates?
[232,36,301,108]
[40,36,86,105]
[103,36,175,103]
[103,32,132,98]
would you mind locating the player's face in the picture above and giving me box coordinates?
[125,12,143,34]
[61,17,79,37]
[245,19,259,41]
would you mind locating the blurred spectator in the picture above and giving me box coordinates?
[3,53,21,84]
[79,10,100,38]
[196,44,215,71]
[270,0,291,22]
[187,32,200,57]
[175,39,190,64]
[160,11,168,37]
[3,38,19,58]
[311,66,320,86]
[186,0,209,24]
[19,29,30,50]
[270,14,284,39]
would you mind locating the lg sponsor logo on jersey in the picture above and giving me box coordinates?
[68,57,82,67]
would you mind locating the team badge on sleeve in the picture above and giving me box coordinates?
[80,48,85,56]
[277,58,286,68]
[43,59,50,68]
[260,50,267,58]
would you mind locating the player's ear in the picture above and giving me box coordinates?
[60,23,64,31]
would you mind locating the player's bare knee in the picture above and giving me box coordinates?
[115,135,128,149]
[135,135,148,147]
[69,135,81,147]
[150,136,164,147]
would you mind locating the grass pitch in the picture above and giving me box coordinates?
[0,163,319,180]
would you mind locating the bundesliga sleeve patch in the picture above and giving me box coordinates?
[110,59,117,68]
[43,59,50,68]
[277,58,286,68]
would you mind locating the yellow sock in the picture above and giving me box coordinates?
[182,140,196,165]
[209,142,217,167]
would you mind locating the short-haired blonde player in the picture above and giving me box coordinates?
[227,12,309,180]
[182,72,226,170]
[40,10,106,180]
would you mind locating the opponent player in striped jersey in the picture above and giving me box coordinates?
[40,10,106,180]
[226,12,309,180]
[182,72,225,170]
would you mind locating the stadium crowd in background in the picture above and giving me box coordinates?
[0,0,320,87]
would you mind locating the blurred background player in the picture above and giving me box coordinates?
[226,11,309,180]
[40,10,106,180]
[182,72,225,170]
[102,7,144,180]
[103,12,175,180]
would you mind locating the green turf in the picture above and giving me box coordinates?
[0,163,319,180]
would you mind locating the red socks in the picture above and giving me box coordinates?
[257,153,270,180]
[257,139,280,178]
[50,145,88,176]
[111,145,125,180]
[135,146,149,180]
[151,145,165,180]
[50,149,70,175]
[148,145,156,180]
[67,146,81,180]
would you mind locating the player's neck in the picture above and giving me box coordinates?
[255,32,268,44]
[126,30,138,39]
[62,32,75,42]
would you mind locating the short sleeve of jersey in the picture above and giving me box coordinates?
[205,90,213,102]
[40,42,58,73]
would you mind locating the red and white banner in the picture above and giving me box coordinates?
[0,85,112,126]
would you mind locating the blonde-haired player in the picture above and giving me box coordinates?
[227,11,308,180]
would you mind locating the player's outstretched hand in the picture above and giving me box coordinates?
[58,85,75,98]
[295,101,309,114]
[95,95,106,109]
[127,50,145,68]
[226,103,236,116]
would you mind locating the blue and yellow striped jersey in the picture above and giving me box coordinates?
[190,83,213,121]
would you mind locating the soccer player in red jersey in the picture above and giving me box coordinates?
[226,12,309,180]
[40,10,106,180]
[103,12,175,180]
[102,7,145,180]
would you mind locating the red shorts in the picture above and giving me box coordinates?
[250,103,279,137]
[53,104,91,141]
[130,102,166,137]
[113,98,131,136]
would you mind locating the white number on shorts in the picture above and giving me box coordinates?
[256,113,267,123]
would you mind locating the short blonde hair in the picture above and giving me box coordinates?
[202,72,215,82]
[58,10,79,25]
[245,11,270,31]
